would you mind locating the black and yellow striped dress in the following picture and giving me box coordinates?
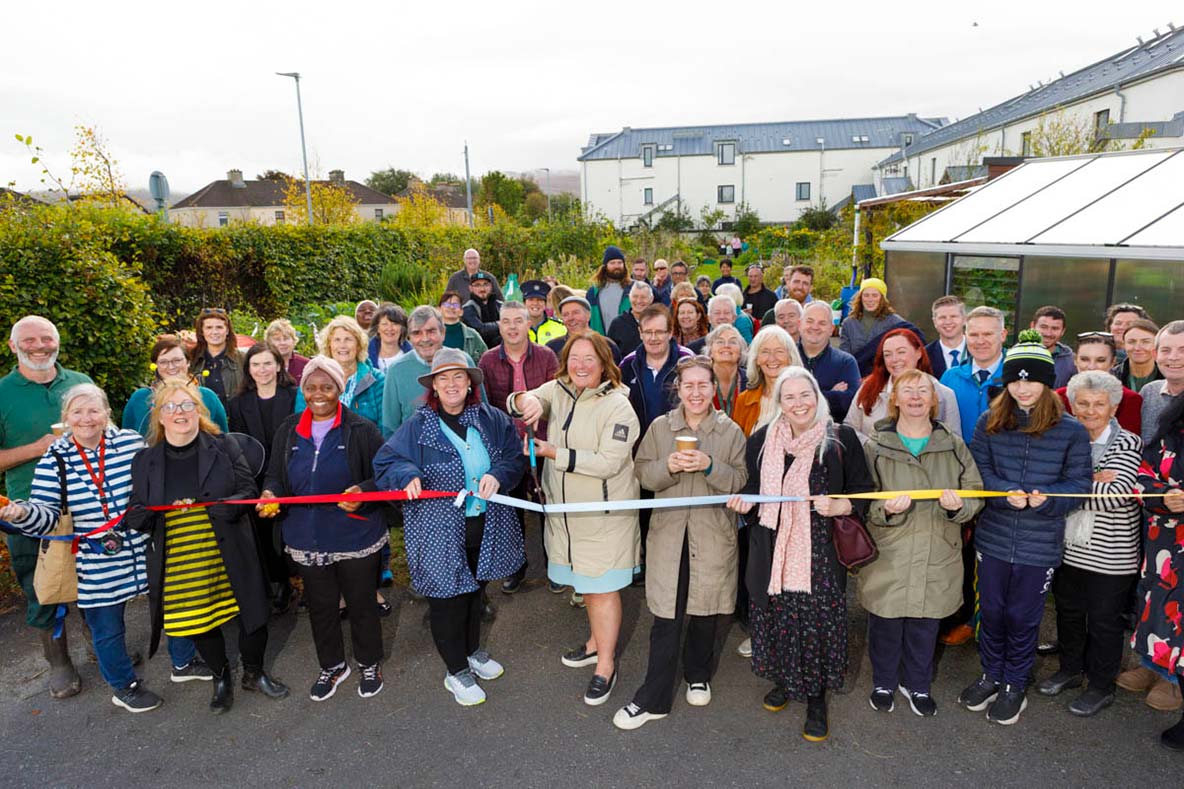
[162,508,239,637]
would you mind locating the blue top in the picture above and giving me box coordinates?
[798,341,862,422]
[940,353,1006,440]
[122,384,228,437]
[440,422,492,517]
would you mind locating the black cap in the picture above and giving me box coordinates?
[471,271,493,283]
[521,279,550,301]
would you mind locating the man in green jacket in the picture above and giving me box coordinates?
[0,315,91,698]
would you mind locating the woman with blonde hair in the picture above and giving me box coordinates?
[731,326,803,436]
[295,315,384,431]
[264,318,309,384]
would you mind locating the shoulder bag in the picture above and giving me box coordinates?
[33,451,79,604]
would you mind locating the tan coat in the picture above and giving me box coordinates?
[859,421,984,619]
[509,378,640,578]
[634,407,748,618]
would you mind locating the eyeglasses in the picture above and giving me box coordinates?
[161,401,197,414]
[1077,331,1113,340]
[441,301,462,309]
[640,330,670,338]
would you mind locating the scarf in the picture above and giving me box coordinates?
[759,418,827,595]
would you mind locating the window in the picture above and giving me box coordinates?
[902,133,914,146]
[795,182,810,201]
[1021,131,1032,156]
[717,142,736,165]
[930,158,937,185]
[374,208,384,220]
[1094,109,1111,135]
[274,210,285,224]
[717,185,735,204]
[642,144,655,167]
[218,211,229,227]
[643,187,653,205]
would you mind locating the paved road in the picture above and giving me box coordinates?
[1,521,1179,787]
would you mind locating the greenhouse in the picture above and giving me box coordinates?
[880,147,1184,336]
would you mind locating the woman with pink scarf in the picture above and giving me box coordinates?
[728,367,873,743]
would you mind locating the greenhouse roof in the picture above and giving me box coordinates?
[881,147,1184,261]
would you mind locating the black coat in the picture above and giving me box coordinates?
[739,422,874,609]
[126,431,265,657]
[227,386,298,474]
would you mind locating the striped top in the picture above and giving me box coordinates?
[161,508,239,637]
[1063,427,1143,576]
[11,427,149,608]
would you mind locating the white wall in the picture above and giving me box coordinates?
[169,203,396,227]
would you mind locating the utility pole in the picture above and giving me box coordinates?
[540,167,551,221]
[464,141,474,228]
[276,72,313,225]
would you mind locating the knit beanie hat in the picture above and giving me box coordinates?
[301,355,347,392]
[859,277,887,297]
[602,245,626,265]
[1002,329,1056,388]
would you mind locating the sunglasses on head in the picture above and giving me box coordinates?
[200,307,227,316]
[1077,331,1113,340]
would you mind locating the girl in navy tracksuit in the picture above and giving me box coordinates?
[960,333,1092,725]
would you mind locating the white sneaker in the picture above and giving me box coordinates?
[612,702,667,730]
[444,669,486,706]
[467,649,504,680]
[686,681,712,706]
[737,638,752,658]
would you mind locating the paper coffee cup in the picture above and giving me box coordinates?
[51,423,67,436]
[675,436,698,452]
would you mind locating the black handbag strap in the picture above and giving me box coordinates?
[50,450,70,516]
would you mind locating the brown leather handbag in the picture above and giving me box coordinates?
[832,513,878,571]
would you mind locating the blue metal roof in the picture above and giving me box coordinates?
[578,115,946,161]
[879,27,1184,166]
[880,177,914,196]
[852,184,878,203]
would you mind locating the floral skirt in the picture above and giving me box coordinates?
[749,577,847,700]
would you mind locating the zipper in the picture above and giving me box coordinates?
[559,386,579,565]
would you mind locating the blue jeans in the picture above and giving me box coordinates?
[82,602,197,690]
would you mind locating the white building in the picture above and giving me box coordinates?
[875,26,1184,192]
[577,115,946,228]
[169,169,399,227]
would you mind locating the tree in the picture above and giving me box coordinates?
[521,191,548,223]
[15,125,127,206]
[256,169,291,181]
[429,172,462,186]
[1026,109,1110,157]
[477,171,525,216]
[732,202,761,237]
[654,205,694,232]
[366,167,416,196]
[392,184,448,228]
[282,176,360,225]
[796,203,837,232]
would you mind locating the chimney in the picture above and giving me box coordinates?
[329,169,344,184]
[227,169,245,188]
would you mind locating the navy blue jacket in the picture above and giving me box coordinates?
[367,335,411,368]
[925,338,966,380]
[798,342,862,422]
[969,410,1092,568]
[373,403,526,597]
[619,341,693,438]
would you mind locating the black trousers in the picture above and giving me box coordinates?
[632,535,720,714]
[867,614,941,693]
[191,618,268,674]
[735,522,750,629]
[249,510,290,586]
[1053,565,1135,693]
[299,551,384,669]
[427,518,485,675]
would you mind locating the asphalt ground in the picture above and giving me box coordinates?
[1,516,1180,788]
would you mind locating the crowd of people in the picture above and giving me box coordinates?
[2,245,1183,752]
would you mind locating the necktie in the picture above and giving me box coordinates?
[949,349,960,367]
[976,369,990,385]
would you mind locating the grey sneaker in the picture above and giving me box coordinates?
[444,669,486,706]
[170,659,214,683]
[1068,687,1114,717]
[111,681,163,713]
[468,649,504,680]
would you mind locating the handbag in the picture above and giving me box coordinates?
[33,452,79,604]
[832,513,878,571]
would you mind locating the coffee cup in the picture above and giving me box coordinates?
[675,436,698,453]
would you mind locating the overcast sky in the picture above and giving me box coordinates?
[3,1,1179,194]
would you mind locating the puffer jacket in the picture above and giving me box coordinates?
[860,421,984,619]
[509,378,641,578]
[969,409,1092,568]
[635,407,748,618]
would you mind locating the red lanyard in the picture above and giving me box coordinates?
[74,437,110,519]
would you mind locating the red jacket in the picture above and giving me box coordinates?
[1056,385,1143,437]
[479,342,559,439]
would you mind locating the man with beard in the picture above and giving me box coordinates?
[587,245,631,335]
[0,315,92,699]
[775,264,815,304]
[462,271,503,348]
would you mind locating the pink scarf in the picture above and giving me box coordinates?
[759,418,826,595]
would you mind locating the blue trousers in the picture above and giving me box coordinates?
[82,602,197,690]
[867,614,941,693]
[976,553,1055,688]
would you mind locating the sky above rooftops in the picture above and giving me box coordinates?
[2,1,1179,193]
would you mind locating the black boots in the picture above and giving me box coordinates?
[37,627,81,699]
[242,666,290,699]
[210,665,234,713]
[803,693,828,742]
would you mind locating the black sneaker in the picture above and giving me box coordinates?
[958,674,1000,711]
[358,664,383,699]
[310,663,351,702]
[1162,716,1184,751]
[763,684,790,712]
[584,670,617,706]
[986,684,1028,725]
[803,696,828,742]
[898,685,937,717]
[869,686,895,713]
[501,575,524,594]
[561,645,599,668]
[548,580,567,594]
[111,681,163,713]
[377,598,393,618]
[1037,670,1083,697]
[1068,687,1114,717]
[170,658,214,683]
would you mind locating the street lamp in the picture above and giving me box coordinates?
[276,71,314,225]
[539,167,551,221]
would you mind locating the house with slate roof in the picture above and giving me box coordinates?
[874,25,1184,192]
[577,115,946,228]
[169,169,399,227]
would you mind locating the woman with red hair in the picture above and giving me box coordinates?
[843,328,962,443]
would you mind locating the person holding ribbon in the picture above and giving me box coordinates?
[126,379,289,714]
[727,367,874,743]
[374,348,525,707]
[1,383,213,712]
[613,356,748,730]
[122,335,228,437]
[509,331,641,707]
[732,325,802,437]
[860,369,984,717]
[959,330,1091,726]
[259,356,389,702]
